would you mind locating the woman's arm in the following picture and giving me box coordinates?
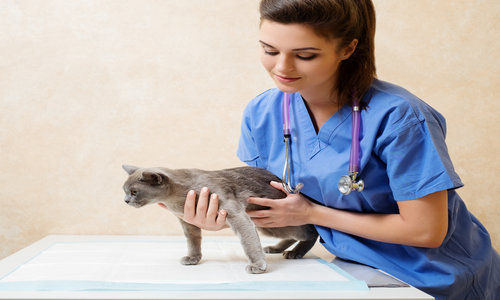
[247,181,448,248]
[310,190,448,247]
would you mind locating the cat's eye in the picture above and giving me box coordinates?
[131,190,138,196]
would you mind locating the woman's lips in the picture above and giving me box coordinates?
[274,74,301,83]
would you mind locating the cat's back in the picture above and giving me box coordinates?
[172,166,277,184]
[213,167,284,199]
[171,166,284,202]
[218,167,280,187]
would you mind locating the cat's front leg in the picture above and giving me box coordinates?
[178,218,202,265]
[226,212,267,274]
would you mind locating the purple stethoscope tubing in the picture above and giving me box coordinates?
[282,93,291,136]
[282,92,363,194]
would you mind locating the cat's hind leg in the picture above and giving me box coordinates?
[283,236,318,259]
[263,239,296,254]
[226,212,267,274]
[178,218,202,265]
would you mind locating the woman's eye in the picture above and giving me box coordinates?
[264,50,318,60]
[297,54,317,61]
[264,50,317,61]
[264,51,279,56]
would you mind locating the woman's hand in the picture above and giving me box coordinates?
[246,181,316,227]
[158,187,229,231]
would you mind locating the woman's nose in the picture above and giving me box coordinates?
[275,54,295,74]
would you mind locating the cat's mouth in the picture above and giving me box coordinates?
[127,201,147,208]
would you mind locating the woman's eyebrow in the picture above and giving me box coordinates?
[259,40,321,51]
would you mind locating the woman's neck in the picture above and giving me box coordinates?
[300,90,340,133]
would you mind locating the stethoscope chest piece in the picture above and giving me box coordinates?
[337,172,365,195]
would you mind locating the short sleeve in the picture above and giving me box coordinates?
[375,119,463,200]
[236,104,261,167]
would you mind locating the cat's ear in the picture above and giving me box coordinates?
[140,171,169,186]
[122,164,139,175]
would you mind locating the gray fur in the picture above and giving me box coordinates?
[122,164,318,274]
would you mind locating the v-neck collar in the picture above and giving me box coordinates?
[293,93,352,159]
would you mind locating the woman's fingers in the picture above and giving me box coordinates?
[270,180,289,194]
[196,187,210,216]
[176,187,228,231]
[216,209,227,227]
[206,193,219,218]
[251,217,274,227]
[205,192,228,229]
[247,196,277,208]
[184,190,196,220]
[247,209,271,218]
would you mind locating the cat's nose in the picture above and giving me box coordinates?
[125,198,131,204]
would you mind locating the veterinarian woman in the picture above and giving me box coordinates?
[159,0,500,298]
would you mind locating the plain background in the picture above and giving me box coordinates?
[1,0,499,259]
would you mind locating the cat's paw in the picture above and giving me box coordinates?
[283,250,305,259]
[263,246,282,253]
[245,260,267,274]
[180,255,201,265]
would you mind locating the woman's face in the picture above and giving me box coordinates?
[259,20,352,97]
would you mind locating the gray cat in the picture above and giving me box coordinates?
[122,165,318,274]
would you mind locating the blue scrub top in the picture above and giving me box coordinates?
[237,79,500,299]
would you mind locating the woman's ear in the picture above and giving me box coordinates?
[340,39,358,60]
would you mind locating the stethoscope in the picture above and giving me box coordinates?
[281,92,364,195]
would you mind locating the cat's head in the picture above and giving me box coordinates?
[122,165,170,208]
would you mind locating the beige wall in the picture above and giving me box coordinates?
[1,0,498,259]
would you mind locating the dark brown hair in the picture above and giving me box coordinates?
[259,0,376,107]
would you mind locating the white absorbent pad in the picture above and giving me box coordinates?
[0,239,368,292]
